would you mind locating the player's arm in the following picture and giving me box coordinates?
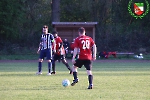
[59,42,63,49]
[72,47,78,60]
[57,37,63,52]
[92,44,97,60]
[56,42,63,53]
[66,42,70,50]
[37,42,42,54]
[52,39,56,53]
[37,36,43,54]
[65,46,68,50]
[50,34,56,53]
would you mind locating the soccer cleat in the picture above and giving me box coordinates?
[87,84,93,89]
[36,72,42,75]
[71,79,79,86]
[51,72,56,74]
[47,73,51,76]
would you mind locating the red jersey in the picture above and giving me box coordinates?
[74,35,95,60]
[55,36,65,55]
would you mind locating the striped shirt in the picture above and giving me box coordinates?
[40,33,54,50]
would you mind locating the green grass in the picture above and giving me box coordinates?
[0,53,150,60]
[0,60,150,100]
[0,55,38,60]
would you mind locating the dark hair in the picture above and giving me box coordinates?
[78,27,85,34]
[43,25,48,29]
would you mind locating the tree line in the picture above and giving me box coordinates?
[0,0,150,54]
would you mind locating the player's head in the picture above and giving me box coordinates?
[78,27,85,36]
[52,31,58,38]
[43,25,48,34]
[64,39,67,41]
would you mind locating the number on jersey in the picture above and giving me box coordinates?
[81,40,90,49]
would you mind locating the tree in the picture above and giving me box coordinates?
[51,0,60,22]
[0,0,25,42]
[0,0,150,54]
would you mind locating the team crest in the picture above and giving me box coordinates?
[128,0,149,19]
[134,3,144,15]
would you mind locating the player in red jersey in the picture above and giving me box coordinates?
[71,27,97,89]
[51,31,72,74]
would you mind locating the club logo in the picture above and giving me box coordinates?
[134,3,144,15]
[128,0,149,19]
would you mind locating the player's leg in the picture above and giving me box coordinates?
[36,50,44,75]
[46,49,53,75]
[71,65,78,85]
[47,60,52,75]
[36,58,43,75]
[84,60,93,89]
[61,55,72,74]
[51,54,58,74]
[51,59,56,74]
[71,59,83,86]
[87,70,93,89]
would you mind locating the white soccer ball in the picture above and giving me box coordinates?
[62,79,70,87]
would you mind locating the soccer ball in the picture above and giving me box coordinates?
[62,79,70,87]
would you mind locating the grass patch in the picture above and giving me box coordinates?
[0,60,150,100]
[0,55,38,60]
[0,53,150,60]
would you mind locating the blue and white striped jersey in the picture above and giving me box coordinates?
[40,33,54,50]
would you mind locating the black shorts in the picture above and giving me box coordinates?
[74,59,92,70]
[53,54,65,61]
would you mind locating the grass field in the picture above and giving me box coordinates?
[0,60,150,100]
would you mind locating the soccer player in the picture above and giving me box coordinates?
[70,38,75,57]
[36,25,56,75]
[51,31,72,74]
[63,39,70,58]
[71,27,97,89]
